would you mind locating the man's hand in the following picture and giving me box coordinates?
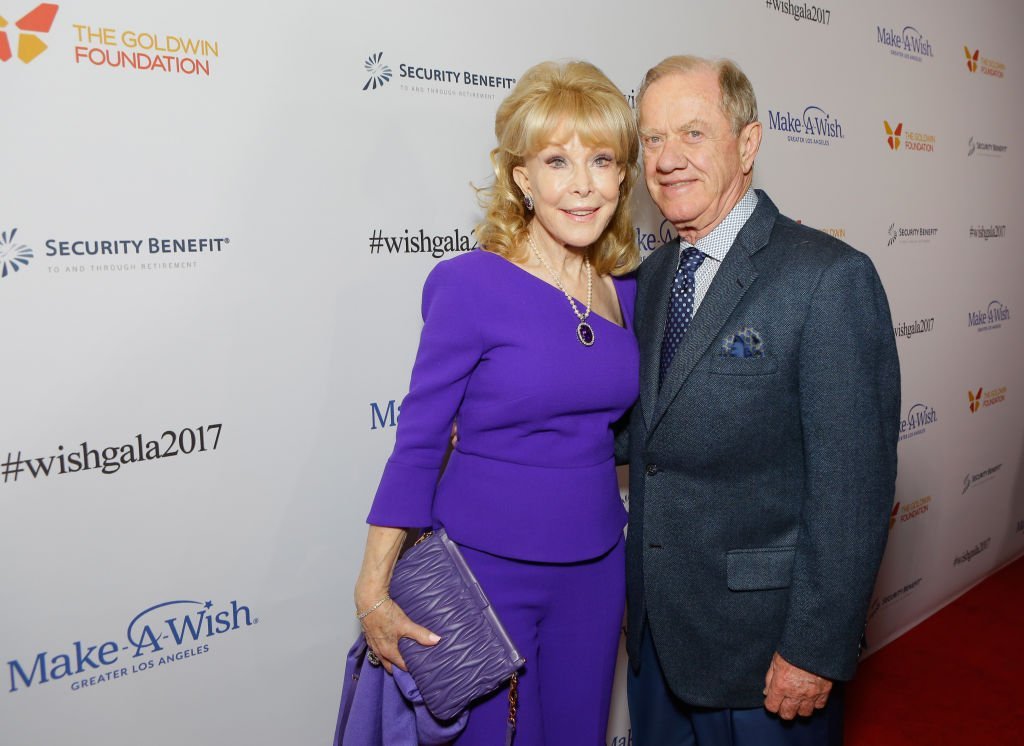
[763,652,832,720]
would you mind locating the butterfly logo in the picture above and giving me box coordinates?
[884,120,903,151]
[968,387,983,413]
[0,3,59,63]
[964,46,979,73]
[889,502,900,531]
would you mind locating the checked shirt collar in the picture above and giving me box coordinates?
[675,187,758,267]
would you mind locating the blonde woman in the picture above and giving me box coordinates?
[354,60,640,744]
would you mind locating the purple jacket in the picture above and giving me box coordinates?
[368,249,639,562]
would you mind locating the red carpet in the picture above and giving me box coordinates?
[845,555,1024,745]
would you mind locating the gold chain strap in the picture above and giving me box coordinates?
[507,671,519,729]
[413,530,434,546]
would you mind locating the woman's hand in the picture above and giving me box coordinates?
[354,525,440,673]
[357,593,440,673]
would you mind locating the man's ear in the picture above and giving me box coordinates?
[738,121,762,175]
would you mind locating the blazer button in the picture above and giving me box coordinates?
[645,464,659,476]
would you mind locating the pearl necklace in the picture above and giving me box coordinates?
[526,232,595,347]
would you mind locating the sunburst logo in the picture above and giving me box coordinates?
[362,51,392,91]
[889,502,900,531]
[0,227,33,278]
[964,46,979,73]
[968,387,983,413]
[884,120,903,150]
[0,3,59,64]
[887,223,898,246]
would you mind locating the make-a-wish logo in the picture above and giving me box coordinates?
[876,24,933,62]
[887,222,938,246]
[362,51,392,90]
[370,399,400,430]
[968,300,1010,332]
[635,218,676,252]
[0,3,58,64]
[767,105,844,147]
[898,402,937,441]
[6,597,257,693]
[0,227,33,278]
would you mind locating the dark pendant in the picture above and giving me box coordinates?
[577,322,595,346]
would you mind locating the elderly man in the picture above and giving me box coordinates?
[620,55,900,745]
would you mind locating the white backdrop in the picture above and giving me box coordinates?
[2,1,1022,744]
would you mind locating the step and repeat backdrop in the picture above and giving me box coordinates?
[2,0,1022,743]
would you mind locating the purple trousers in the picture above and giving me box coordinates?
[454,536,625,746]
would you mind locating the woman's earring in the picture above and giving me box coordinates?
[524,194,534,211]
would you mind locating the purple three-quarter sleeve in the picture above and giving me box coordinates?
[367,260,483,528]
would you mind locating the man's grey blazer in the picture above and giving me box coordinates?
[621,190,900,709]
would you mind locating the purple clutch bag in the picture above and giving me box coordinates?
[390,528,526,722]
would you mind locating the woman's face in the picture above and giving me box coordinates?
[513,128,625,252]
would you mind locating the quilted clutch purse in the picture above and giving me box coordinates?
[389,528,526,722]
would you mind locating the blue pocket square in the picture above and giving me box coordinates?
[721,326,765,358]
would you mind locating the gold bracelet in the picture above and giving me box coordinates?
[356,593,391,621]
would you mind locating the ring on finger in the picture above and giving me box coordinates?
[367,650,382,667]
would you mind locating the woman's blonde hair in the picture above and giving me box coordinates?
[475,60,640,276]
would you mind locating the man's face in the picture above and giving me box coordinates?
[639,70,758,241]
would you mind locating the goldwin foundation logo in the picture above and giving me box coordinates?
[0,3,58,63]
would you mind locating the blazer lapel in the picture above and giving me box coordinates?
[646,192,778,439]
[637,240,679,430]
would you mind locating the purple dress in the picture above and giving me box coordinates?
[368,248,638,563]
